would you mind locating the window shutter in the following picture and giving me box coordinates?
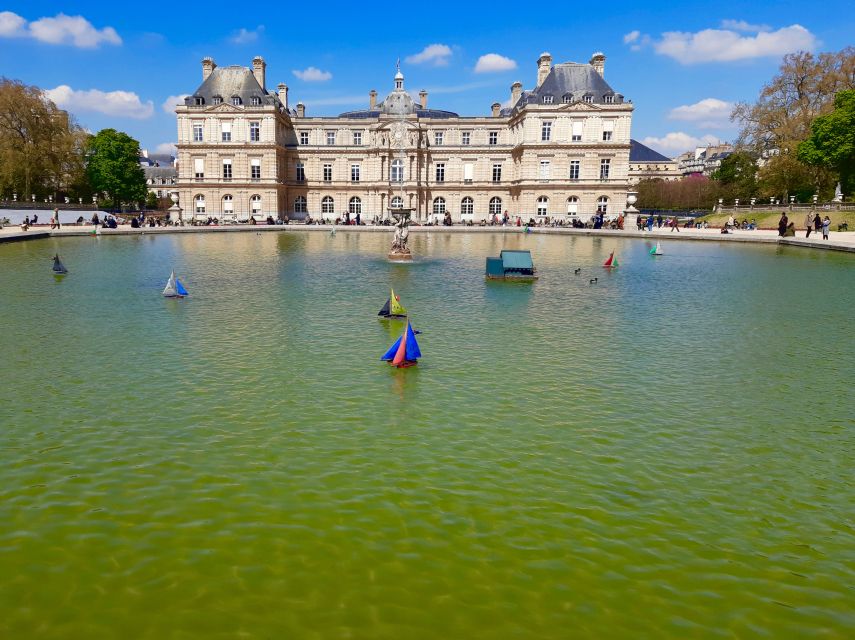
[572,122,583,137]
[193,158,204,173]
[602,120,614,132]
[464,163,474,180]
[222,122,231,134]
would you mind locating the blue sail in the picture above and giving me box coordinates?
[175,279,188,296]
[381,336,402,361]
[405,323,421,360]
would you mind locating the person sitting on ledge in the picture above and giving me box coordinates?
[76,216,84,225]
[130,217,140,228]
[721,226,729,234]
[249,216,257,225]
[784,222,796,237]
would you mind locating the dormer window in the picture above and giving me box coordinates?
[231,96,242,106]
[212,96,222,105]
[583,94,594,104]
[562,94,572,104]
[193,96,204,106]
[542,95,554,105]
[604,94,614,104]
[250,96,261,106]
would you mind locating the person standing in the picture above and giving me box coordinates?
[822,215,831,240]
[814,213,822,236]
[657,213,663,228]
[54,207,61,229]
[778,212,788,237]
[805,211,814,238]
[355,212,361,226]
[671,217,680,232]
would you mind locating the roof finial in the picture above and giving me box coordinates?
[396,58,400,73]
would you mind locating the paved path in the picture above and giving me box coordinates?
[2,223,854,253]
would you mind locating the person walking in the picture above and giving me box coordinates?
[778,212,788,237]
[822,215,831,240]
[647,215,654,232]
[656,214,663,228]
[671,217,680,232]
[805,211,814,238]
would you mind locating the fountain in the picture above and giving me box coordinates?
[388,208,412,261]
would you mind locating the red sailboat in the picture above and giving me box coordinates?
[603,251,619,268]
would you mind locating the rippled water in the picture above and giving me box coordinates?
[1,231,853,638]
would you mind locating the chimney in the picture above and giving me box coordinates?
[536,52,552,87]
[419,90,428,109]
[278,83,288,109]
[369,89,377,109]
[491,102,501,117]
[202,57,217,81]
[141,149,149,159]
[252,56,267,91]
[511,81,522,105]
[589,52,605,77]
[296,102,305,118]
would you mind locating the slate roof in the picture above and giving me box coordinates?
[503,62,623,115]
[629,139,672,163]
[187,65,282,108]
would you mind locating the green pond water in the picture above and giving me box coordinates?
[0,231,853,639]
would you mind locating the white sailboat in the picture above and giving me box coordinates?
[162,270,188,298]
[650,242,663,256]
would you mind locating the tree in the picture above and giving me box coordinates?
[86,129,146,208]
[711,152,757,201]
[798,90,855,196]
[145,191,158,209]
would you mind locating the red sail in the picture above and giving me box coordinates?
[603,252,614,267]
[392,323,409,366]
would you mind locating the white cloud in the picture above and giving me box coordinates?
[162,94,189,114]
[230,25,264,45]
[292,67,332,82]
[406,44,452,66]
[641,132,722,156]
[720,19,770,32]
[28,13,121,48]
[154,142,176,155]
[0,11,26,37]
[45,85,153,119]
[474,53,517,73]
[623,30,640,44]
[655,24,817,64]
[668,98,735,128]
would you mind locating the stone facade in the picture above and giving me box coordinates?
[175,53,634,223]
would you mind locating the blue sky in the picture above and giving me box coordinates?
[1,1,852,158]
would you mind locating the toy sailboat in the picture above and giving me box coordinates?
[162,270,188,298]
[381,320,422,368]
[603,251,619,268]
[378,288,407,318]
[52,254,68,275]
[650,242,663,255]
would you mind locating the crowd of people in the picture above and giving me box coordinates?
[778,212,831,239]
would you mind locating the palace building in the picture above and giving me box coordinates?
[174,52,636,223]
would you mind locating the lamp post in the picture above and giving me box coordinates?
[12,193,17,202]
[734,199,739,208]
[812,193,818,209]
[750,197,756,209]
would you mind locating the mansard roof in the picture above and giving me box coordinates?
[503,62,623,115]
[629,139,672,163]
[187,65,282,108]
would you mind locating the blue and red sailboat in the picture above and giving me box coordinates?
[380,320,422,368]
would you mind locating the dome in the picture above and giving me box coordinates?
[379,89,416,115]
[394,70,404,80]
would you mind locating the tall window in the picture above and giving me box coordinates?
[541,121,552,142]
[600,159,611,180]
[391,159,403,183]
[222,159,232,181]
[222,195,234,216]
[602,120,614,142]
[567,196,579,214]
[193,158,204,181]
[249,122,260,142]
[461,197,473,215]
[571,122,583,142]
[432,197,446,215]
[296,162,305,182]
[251,159,261,181]
[299,131,309,145]
[434,131,444,146]
[326,131,336,145]
[294,196,307,214]
[251,195,262,215]
[194,194,205,214]
[351,164,360,183]
[353,131,362,146]
[543,95,554,104]
[221,122,231,142]
[488,131,498,145]
[321,196,334,214]
[193,123,203,142]
[349,197,362,214]
[569,160,580,180]
[323,163,332,182]
[489,197,502,216]
[539,160,551,180]
[492,163,502,183]
[536,196,548,216]
[462,131,470,145]
[435,163,445,183]
[597,196,608,213]
[391,196,403,209]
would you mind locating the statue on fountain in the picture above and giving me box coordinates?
[388,210,413,261]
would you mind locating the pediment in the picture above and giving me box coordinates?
[208,104,243,113]
[562,102,602,112]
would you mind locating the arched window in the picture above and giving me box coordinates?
[391,159,403,183]
[461,197,473,215]
[489,197,502,216]
[536,196,548,216]
[567,196,579,215]
[249,195,262,215]
[294,196,307,214]
[321,196,335,214]
[231,96,242,106]
[250,96,261,106]
[391,196,403,209]
[349,197,362,214]
[194,194,206,214]
[597,196,609,214]
[433,197,446,215]
[222,194,234,216]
